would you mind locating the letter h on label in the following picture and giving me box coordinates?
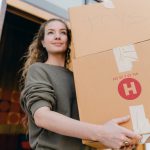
[123,82,137,96]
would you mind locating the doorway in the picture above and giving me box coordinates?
[0,5,45,150]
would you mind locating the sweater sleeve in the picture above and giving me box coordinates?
[20,63,56,117]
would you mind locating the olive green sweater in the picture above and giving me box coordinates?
[20,62,95,150]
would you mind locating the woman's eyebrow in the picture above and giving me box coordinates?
[47,28,67,31]
[47,29,55,31]
[60,29,67,31]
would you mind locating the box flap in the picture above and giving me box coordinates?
[69,0,150,58]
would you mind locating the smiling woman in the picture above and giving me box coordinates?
[20,18,92,150]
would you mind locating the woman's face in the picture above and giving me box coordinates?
[42,20,68,54]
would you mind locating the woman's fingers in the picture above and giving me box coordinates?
[112,116,142,143]
[119,136,132,148]
[99,117,141,149]
[112,115,130,124]
[122,127,142,142]
[119,135,140,150]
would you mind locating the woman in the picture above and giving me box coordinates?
[20,18,141,150]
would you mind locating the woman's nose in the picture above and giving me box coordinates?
[55,33,61,39]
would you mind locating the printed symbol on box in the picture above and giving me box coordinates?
[113,44,138,73]
[118,78,141,100]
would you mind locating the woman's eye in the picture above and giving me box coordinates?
[61,31,67,35]
[48,31,54,34]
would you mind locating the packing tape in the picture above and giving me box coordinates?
[113,44,138,73]
[141,134,150,144]
[129,105,150,143]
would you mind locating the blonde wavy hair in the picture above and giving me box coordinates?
[20,18,71,130]
[20,18,71,89]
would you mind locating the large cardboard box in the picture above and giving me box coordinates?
[69,0,150,148]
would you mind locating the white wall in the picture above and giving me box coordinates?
[0,0,7,40]
[21,0,85,20]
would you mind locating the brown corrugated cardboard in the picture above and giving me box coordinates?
[69,0,150,148]
[69,0,150,58]
[73,40,150,148]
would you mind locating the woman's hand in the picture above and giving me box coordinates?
[34,107,141,149]
[96,116,141,149]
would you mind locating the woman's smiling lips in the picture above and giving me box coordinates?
[52,42,63,46]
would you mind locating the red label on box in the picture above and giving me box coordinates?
[118,78,141,100]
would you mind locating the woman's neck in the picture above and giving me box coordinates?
[45,54,65,67]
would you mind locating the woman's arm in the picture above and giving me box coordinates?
[34,106,141,149]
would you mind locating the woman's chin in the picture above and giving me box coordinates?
[49,50,66,55]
